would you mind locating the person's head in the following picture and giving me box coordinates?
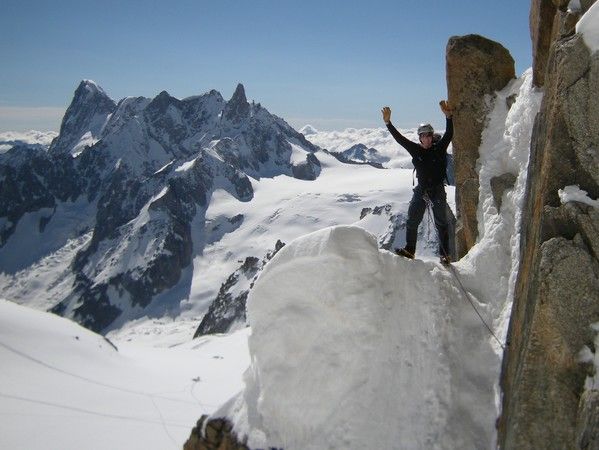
[418,123,434,149]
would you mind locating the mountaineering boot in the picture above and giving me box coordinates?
[395,248,415,259]
[440,255,451,266]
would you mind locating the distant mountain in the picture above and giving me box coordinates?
[0,130,58,153]
[328,143,390,168]
[193,239,285,337]
[0,81,321,332]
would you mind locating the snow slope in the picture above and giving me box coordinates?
[103,148,454,339]
[217,69,542,449]
[0,299,249,450]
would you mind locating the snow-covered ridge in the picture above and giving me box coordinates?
[0,80,318,333]
[222,225,498,449]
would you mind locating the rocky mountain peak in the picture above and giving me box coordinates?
[49,80,116,156]
[223,83,250,122]
[70,79,115,112]
[147,90,180,113]
[1,78,322,332]
[78,79,108,97]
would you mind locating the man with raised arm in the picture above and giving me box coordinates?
[382,101,454,265]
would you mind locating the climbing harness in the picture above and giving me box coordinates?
[423,196,508,351]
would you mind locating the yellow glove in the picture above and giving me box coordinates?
[439,100,453,118]
[381,106,391,124]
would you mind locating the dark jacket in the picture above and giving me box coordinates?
[386,118,453,187]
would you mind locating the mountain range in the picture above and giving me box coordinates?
[1,81,436,335]
[0,81,326,332]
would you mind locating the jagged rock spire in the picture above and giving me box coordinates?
[223,83,250,123]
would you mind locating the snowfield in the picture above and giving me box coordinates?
[0,299,250,450]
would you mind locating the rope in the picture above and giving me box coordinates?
[423,195,507,350]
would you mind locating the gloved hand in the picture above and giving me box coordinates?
[381,106,391,124]
[439,100,453,118]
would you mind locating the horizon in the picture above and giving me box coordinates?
[1,0,532,133]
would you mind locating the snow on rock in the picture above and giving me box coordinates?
[466,68,543,347]
[558,184,599,209]
[577,0,599,53]
[582,323,599,390]
[220,225,498,450]
[49,80,116,156]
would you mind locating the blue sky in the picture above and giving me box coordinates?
[0,0,532,132]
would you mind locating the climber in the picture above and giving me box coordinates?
[381,100,453,265]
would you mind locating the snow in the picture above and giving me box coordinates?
[577,0,599,53]
[568,0,582,13]
[0,299,250,450]
[468,69,543,354]
[82,79,107,96]
[0,196,97,274]
[558,184,599,208]
[175,157,197,172]
[298,124,318,135]
[289,142,308,164]
[222,225,497,449]
[70,130,99,157]
[0,231,92,311]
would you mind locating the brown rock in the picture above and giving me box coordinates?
[490,173,517,212]
[577,390,599,450]
[184,416,249,450]
[445,34,515,258]
[500,236,599,449]
[530,0,558,87]
[498,26,599,450]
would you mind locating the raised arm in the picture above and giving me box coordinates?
[437,100,454,150]
[381,106,420,155]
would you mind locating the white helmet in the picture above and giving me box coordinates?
[417,123,434,135]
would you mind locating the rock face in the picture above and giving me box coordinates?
[498,2,599,448]
[49,80,116,156]
[0,146,81,246]
[530,0,558,87]
[0,81,320,333]
[184,416,248,450]
[193,240,285,337]
[446,34,515,258]
[490,173,518,212]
